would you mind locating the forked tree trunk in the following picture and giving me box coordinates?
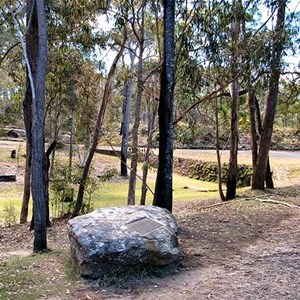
[252,0,285,189]
[253,95,274,188]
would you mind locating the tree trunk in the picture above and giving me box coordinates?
[20,81,32,224]
[28,0,48,252]
[153,0,175,212]
[128,7,145,206]
[140,99,158,205]
[72,30,127,218]
[252,95,274,188]
[69,111,74,178]
[248,90,258,176]
[215,95,226,201]
[120,51,134,177]
[226,82,239,200]
[226,0,240,200]
[252,0,285,189]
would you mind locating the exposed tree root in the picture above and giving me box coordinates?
[244,198,300,208]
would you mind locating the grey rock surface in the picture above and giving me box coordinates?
[68,205,180,279]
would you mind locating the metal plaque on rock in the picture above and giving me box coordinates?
[126,217,163,234]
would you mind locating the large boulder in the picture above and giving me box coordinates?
[68,205,180,279]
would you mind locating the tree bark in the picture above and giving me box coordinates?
[226,0,240,200]
[226,82,239,200]
[153,0,175,212]
[253,95,274,188]
[128,6,145,205]
[252,0,286,189]
[140,98,158,205]
[248,91,258,176]
[72,30,127,218]
[120,50,134,177]
[20,81,32,224]
[28,0,48,252]
[215,95,226,201]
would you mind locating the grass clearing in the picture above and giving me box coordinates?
[0,168,220,224]
[1,140,300,224]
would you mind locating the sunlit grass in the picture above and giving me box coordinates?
[91,172,220,208]
[0,166,221,224]
[0,140,26,164]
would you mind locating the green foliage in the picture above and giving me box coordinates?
[50,160,118,217]
[50,161,79,218]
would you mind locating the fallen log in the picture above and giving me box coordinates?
[0,175,16,182]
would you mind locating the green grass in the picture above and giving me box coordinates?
[0,140,26,164]
[0,168,220,224]
[0,255,46,300]
[0,250,80,300]
[91,172,220,209]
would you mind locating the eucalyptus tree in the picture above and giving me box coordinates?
[18,0,109,223]
[252,0,287,189]
[72,29,127,217]
[14,0,48,251]
[120,47,135,177]
[127,0,147,205]
[115,0,162,205]
[140,69,159,205]
[225,0,242,200]
[153,0,175,212]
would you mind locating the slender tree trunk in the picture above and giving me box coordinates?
[128,8,145,205]
[226,0,240,200]
[69,111,74,178]
[72,30,127,218]
[120,51,134,177]
[252,1,285,189]
[20,82,32,224]
[248,91,258,177]
[153,0,175,212]
[215,95,226,201]
[141,100,158,205]
[226,83,239,199]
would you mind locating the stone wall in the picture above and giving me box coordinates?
[149,155,252,187]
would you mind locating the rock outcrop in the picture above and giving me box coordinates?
[68,206,180,279]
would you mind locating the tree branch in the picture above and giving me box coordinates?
[0,42,21,67]
[9,5,36,101]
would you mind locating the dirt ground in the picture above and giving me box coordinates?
[0,187,300,300]
[0,142,300,299]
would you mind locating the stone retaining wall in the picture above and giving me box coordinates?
[148,155,252,187]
